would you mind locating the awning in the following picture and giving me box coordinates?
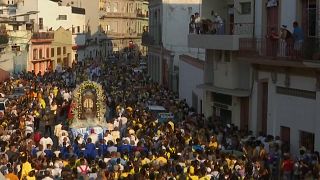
[197,83,250,97]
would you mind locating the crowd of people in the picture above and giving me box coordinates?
[0,59,318,180]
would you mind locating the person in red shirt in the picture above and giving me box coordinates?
[282,153,294,180]
[267,27,280,59]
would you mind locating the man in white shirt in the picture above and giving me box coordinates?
[39,134,53,151]
[58,132,70,147]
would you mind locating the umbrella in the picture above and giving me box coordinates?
[221,150,244,157]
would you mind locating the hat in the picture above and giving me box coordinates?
[281,25,287,29]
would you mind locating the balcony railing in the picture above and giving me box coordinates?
[190,22,254,36]
[32,32,54,40]
[239,37,320,61]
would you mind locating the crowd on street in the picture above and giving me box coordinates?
[0,59,319,180]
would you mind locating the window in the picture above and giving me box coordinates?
[46,48,49,58]
[106,25,111,31]
[307,1,316,37]
[33,49,38,59]
[240,2,251,15]
[106,2,111,12]
[113,2,118,12]
[77,26,80,33]
[24,15,29,22]
[57,47,61,55]
[276,86,316,99]
[72,27,75,34]
[57,58,61,63]
[58,15,67,20]
[63,47,66,54]
[13,25,19,31]
[212,92,232,105]
[39,18,43,30]
[39,49,42,59]
[51,48,54,57]
[300,131,314,151]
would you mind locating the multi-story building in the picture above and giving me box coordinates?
[100,0,149,55]
[16,0,88,64]
[0,2,33,73]
[28,32,54,75]
[51,27,72,70]
[146,0,204,111]
[59,0,113,61]
[188,0,320,154]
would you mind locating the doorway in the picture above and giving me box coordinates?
[259,81,268,135]
[281,126,290,153]
[240,97,249,131]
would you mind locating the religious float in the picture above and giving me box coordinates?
[69,81,108,139]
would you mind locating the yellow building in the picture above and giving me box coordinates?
[51,27,72,70]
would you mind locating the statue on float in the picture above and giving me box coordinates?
[69,81,108,133]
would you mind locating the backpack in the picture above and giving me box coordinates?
[79,165,89,175]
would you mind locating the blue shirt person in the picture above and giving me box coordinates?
[84,138,97,160]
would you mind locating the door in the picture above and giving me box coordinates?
[281,126,290,153]
[240,97,249,131]
[266,2,279,56]
[261,82,268,134]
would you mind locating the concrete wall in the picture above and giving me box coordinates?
[179,58,203,113]
[250,70,319,154]
[17,0,86,32]
[161,0,202,66]
[0,30,31,73]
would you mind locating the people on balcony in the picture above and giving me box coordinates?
[213,13,225,35]
[189,15,196,34]
[279,25,294,57]
[194,12,201,34]
[293,21,304,57]
[189,12,226,35]
[267,27,280,59]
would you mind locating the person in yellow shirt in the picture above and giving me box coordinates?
[188,166,199,180]
[20,154,32,180]
[209,136,218,150]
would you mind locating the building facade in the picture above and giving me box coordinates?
[0,2,32,73]
[188,0,320,154]
[28,32,54,75]
[147,0,204,99]
[51,27,72,70]
[100,0,149,55]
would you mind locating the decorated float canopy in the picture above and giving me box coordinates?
[69,81,109,137]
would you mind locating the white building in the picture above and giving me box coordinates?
[16,0,87,62]
[248,0,320,154]
[0,3,32,73]
[188,0,320,154]
[147,0,204,112]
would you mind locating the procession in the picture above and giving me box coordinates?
[0,59,318,180]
